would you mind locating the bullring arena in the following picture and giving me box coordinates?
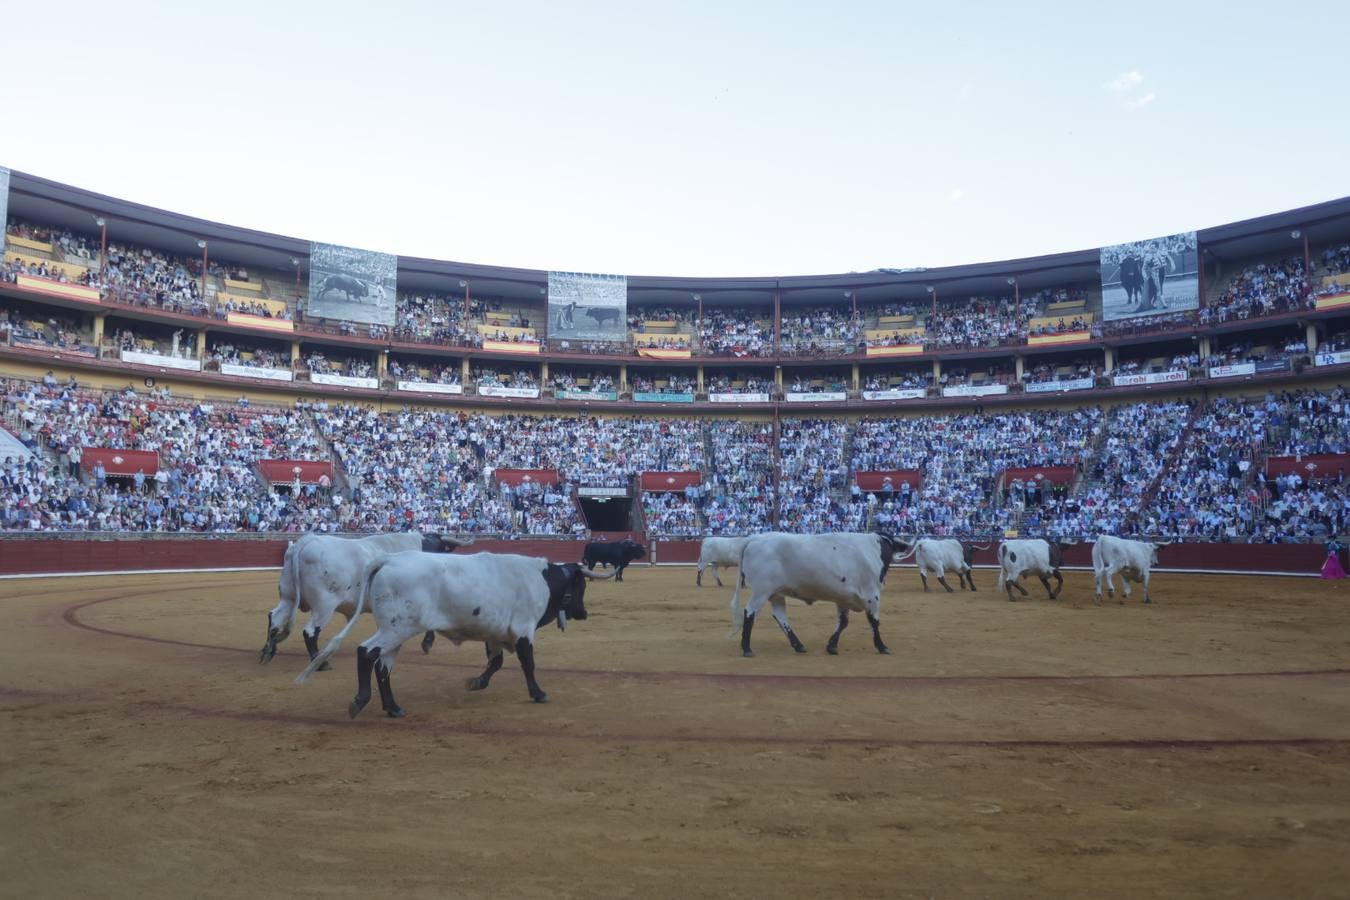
[3,560,1348,897]
[4,162,1350,900]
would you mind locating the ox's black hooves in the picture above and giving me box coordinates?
[316,659,331,672]
[532,693,549,704]
[826,645,839,656]
[349,697,369,719]
[465,677,485,691]
[1144,598,1152,605]
[742,650,755,658]
[385,706,405,718]
[876,646,891,655]
[793,646,808,654]
[421,638,434,655]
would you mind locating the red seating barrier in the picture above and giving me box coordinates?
[0,537,1327,576]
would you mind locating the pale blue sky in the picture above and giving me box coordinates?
[4,0,1348,277]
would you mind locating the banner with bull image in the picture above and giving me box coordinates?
[1099,231,1199,322]
[548,271,628,342]
[306,242,398,327]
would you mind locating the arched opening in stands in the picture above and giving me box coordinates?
[579,495,633,531]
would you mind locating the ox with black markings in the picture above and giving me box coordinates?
[997,538,1068,602]
[260,531,467,668]
[296,553,613,718]
[730,532,902,657]
[899,537,987,592]
[582,538,645,581]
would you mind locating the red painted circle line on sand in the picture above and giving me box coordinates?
[23,586,1349,749]
[59,592,1350,688]
[1,684,1346,751]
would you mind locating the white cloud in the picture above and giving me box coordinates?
[1105,70,1144,93]
[1126,92,1156,109]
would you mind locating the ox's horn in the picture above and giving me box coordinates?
[578,565,617,580]
[557,610,567,632]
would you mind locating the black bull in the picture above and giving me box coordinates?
[1118,257,1146,310]
[582,539,645,581]
[584,307,621,327]
[318,273,369,303]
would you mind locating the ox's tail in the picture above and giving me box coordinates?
[892,541,918,562]
[729,579,743,637]
[969,543,991,551]
[295,557,383,684]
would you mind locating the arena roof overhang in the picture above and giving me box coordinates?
[8,169,1350,308]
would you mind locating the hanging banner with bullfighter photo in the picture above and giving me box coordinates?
[1100,231,1199,322]
[548,271,628,342]
[306,241,398,326]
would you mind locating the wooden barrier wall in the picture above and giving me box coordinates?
[0,536,1333,576]
[0,538,589,575]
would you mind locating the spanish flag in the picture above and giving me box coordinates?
[15,275,100,303]
[483,340,540,354]
[6,236,53,254]
[865,344,924,357]
[227,312,294,333]
[638,347,692,359]
[1027,330,1091,346]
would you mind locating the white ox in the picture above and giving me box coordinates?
[1092,535,1168,606]
[997,539,1067,602]
[260,531,466,667]
[730,532,902,657]
[297,552,612,718]
[898,538,987,592]
[697,536,749,587]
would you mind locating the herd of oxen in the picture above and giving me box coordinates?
[260,531,1167,719]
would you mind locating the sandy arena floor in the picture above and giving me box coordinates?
[1,565,1348,899]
